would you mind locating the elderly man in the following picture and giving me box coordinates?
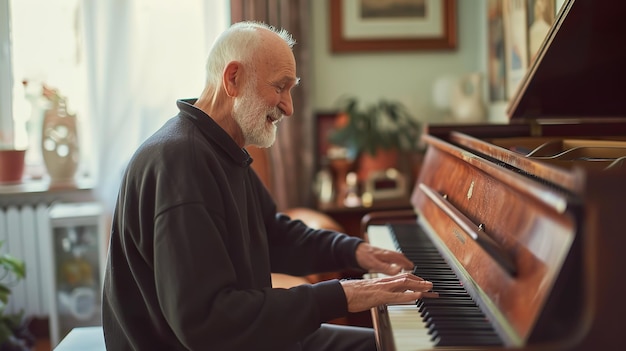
[102,21,435,351]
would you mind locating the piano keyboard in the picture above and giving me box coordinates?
[368,223,503,350]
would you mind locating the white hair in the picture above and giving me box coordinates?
[204,21,296,89]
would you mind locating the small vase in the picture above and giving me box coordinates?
[329,157,354,205]
[450,72,487,123]
[42,98,79,184]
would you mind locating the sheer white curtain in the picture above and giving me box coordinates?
[81,0,228,212]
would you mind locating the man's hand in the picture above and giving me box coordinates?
[355,242,415,276]
[340,273,438,313]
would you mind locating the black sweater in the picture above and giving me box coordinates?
[102,99,364,350]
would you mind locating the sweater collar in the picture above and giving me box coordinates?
[176,99,252,168]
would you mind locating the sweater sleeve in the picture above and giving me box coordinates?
[153,204,350,350]
[251,169,366,276]
[267,212,365,276]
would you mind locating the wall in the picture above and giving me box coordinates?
[310,0,497,124]
[0,0,13,142]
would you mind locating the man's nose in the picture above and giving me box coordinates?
[279,93,294,117]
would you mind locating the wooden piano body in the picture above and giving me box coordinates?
[366,0,626,350]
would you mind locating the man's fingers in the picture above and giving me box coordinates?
[421,291,439,298]
[381,273,433,292]
[388,290,440,305]
[341,273,440,312]
[408,279,433,292]
[381,250,415,270]
[377,260,414,275]
[382,263,402,275]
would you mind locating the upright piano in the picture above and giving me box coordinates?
[364,0,626,350]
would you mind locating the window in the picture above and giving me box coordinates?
[2,0,89,180]
[1,0,229,187]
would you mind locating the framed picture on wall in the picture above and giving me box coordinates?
[330,0,457,52]
[502,0,529,100]
[527,0,556,64]
[487,0,507,102]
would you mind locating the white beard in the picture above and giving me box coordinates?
[233,84,283,148]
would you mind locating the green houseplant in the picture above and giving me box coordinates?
[0,242,34,351]
[328,96,422,158]
[327,97,423,182]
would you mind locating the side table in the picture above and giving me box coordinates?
[316,197,412,239]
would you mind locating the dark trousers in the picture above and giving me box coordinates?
[300,324,377,351]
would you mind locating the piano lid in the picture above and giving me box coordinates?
[507,0,626,120]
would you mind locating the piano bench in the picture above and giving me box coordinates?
[54,326,105,351]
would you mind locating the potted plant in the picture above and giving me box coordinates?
[0,241,34,351]
[327,96,423,181]
[0,132,26,185]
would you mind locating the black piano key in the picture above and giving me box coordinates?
[435,292,475,298]
[417,300,475,310]
[421,307,483,319]
[421,305,482,313]
[428,322,496,331]
[429,285,464,291]
[424,310,486,320]
[423,310,491,325]
[432,329,500,339]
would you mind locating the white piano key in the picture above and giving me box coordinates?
[369,225,434,350]
[367,225,397,251]
[387,304,434,351]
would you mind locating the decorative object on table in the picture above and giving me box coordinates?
[450,72,488,123]
[313,160,335,205]
[327,96,422,183]
[364,168,408,201]
[432,74,456,120]
[328,155,355,206]
[433,73,488,123]
[0,241,36,351]
[41,86,79,184]
[21,80,49,180]
[343,172,361,208]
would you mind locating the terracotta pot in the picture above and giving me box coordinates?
[0,149,26,183]
[357,148,399,182]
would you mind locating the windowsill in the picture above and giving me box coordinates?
[0,177,96,207]
[0,177,95,195]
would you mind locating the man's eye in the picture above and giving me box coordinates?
[274,85,285,93]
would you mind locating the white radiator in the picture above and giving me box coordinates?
[0,201,106,346]
[0,203,52,317]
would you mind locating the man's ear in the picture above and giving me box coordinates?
[223,61,243,97]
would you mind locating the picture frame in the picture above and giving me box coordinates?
[487,0,507,102]
[500,0,558,101]
[330,0,457,52]
[526,0,557,64]
[502,0,529,101]
[315,111,341,169]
